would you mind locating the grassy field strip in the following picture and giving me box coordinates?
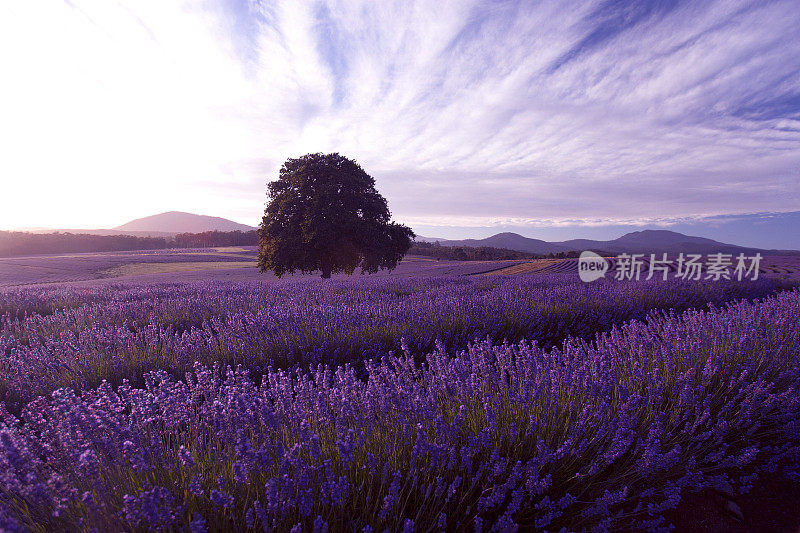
[211,246,256,253]
[100,261,257,278]
[485,258,564,275]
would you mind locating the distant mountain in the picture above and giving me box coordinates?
[114,212,256,234]
[442,232,573,255]
[414,212,800,250]
[556,230,767,255]
[652,211,800,250]
[423,230,785,256]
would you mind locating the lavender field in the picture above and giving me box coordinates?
[492,255,800,281]
[6,0,799,529]
[1,267,799,531]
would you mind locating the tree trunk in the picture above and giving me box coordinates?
[320,258,332,279]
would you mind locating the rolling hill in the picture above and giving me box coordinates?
[114,212,256,234]
[437,233,574,255]
[419,229,789,256]
[555,230,768,255]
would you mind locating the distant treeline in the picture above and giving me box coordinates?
[409,241,585,261]
[0,231,169,257]
[173,230,257,248]
[1,230,601,260]
[0,230,259,257]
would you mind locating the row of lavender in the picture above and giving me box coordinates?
[0,275,788,406]
[1,287,798,531]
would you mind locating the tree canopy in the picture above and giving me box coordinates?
[257,153,414,278]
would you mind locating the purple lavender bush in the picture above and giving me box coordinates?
[0,275,788,406]
[0,286,798,531]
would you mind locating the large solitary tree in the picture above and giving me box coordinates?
[258,153,414,278]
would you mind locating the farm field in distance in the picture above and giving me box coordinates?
[0,247,526,287]
[3,247,800,288]
[1,249,800,531]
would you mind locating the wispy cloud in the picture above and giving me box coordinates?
[0,0,797,233]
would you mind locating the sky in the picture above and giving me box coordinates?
[0,0,798,244]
